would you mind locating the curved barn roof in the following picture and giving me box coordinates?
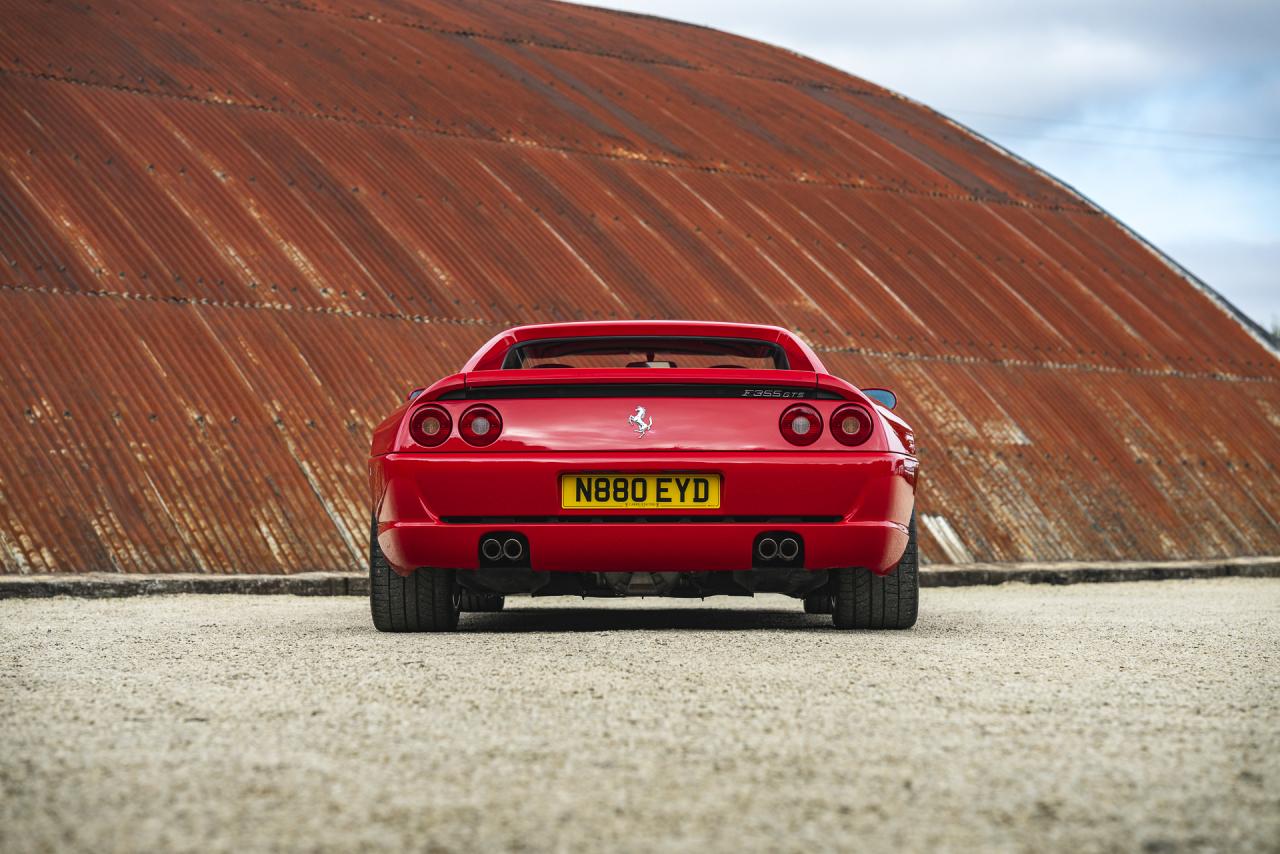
[0,0,1276,572]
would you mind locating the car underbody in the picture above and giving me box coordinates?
[455,566,830,599]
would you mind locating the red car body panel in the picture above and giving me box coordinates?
[369,321,918,581]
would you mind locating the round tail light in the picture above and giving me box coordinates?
[831,404,874,446]
[459,404,502,446]
[408,404,451,448]
[779,403,822,446]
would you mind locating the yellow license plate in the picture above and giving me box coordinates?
[561,474,722,509]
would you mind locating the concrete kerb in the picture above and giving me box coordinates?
[1,557,1277,599]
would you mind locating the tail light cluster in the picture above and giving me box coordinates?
[408,404,502,448]
[459,404,502,447]
[779,403,875,447]
[831,404,874,446]
[408,405,451,448]
[779,404,822,446]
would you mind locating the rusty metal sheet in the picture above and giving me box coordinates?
[0,0,1276,573]
[0,0,1082,201]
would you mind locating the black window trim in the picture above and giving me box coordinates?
[438,384,839,400]
[500,335,790,371]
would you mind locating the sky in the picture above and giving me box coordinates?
[581,0,1280,334]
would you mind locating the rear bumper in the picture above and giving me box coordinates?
[379,518,908,575]
[371,451,916,576]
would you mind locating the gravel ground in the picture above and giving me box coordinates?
[2,579,1278,853]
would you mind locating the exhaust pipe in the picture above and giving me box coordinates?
[503,538,525,562]
[481,537,503,562]
[757,537,778,561]
[778,537,800,562]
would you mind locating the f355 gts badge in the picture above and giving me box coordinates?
[627,405,653,438]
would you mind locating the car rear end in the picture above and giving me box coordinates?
[371,363,917,597]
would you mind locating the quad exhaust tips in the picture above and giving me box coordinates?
[480,534,528,567]
[755,532,802,567]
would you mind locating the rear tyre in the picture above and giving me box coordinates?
[458,591,505,612]
[369,518,460,632]
[831,514,918,630]
[803,592,832,614]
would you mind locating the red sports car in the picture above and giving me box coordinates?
[368,321,919,631]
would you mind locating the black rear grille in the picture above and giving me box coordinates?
[437,384,841,400]
[439,515,841,524]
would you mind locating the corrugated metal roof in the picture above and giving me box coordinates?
[0,0,1276,573]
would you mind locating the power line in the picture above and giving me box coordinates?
[950,109,1280,146]
[968,129,1280,160]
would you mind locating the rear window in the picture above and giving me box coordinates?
[502,336,789,370]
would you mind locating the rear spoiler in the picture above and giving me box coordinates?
[410,370,872,403]
[437,369,849,400]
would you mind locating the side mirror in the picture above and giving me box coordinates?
[862,388,897,410]
[406,387,426,402]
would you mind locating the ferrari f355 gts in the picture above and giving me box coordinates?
[368,321,919,631]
